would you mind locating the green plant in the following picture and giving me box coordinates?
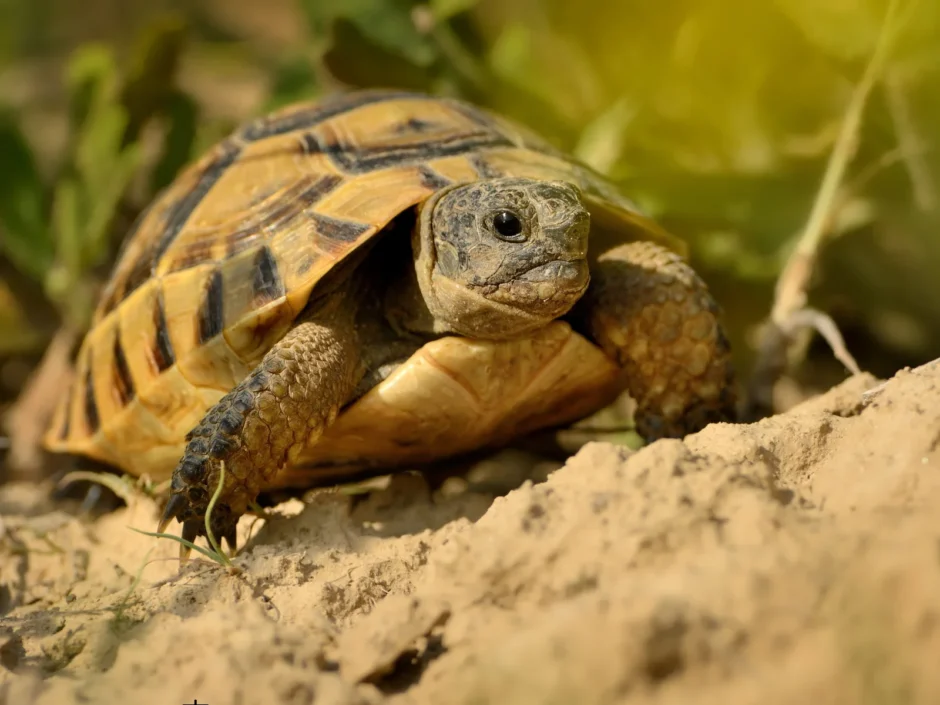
[131,460,236,570]
[0,18,196,349]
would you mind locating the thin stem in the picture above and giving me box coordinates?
[771,0,903,325]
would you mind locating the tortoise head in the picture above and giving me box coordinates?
[411,176,591,339]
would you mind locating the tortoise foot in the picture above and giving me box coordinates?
[156,294,362,558]
[158,480,240,560]
[575,241,738,441]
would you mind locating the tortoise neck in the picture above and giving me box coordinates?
[383,255,441,338]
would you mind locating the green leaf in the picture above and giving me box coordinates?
[299,0,436,67]
[50,175,82,280]
[119,15,187,146]
[772,0,934,63]
[487,24,555,106]
[149,90,199,195]
[67,41,149,266]
[574,98,635,175]
[48,40,146,323]
[65,44,119,138]
[265,56,320,111]
[0,279,43,354]
[75,99,129,207]
[83,141,143,267]
[773,0,884,60]
[430,0,478,21]
[0,109,52,281]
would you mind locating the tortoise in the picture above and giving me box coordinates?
[43,89,736,553]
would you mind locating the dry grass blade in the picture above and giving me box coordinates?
[129,461,235,570]
[129,526,229,565]
[745,0,908,420]
[781,308,862,377]
[57,469,156,506]
[110,546,155,622]
[203,460,229,561]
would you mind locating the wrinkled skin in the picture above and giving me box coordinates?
[158,177,735,556]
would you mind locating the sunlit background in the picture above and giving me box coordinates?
[1,0,938,459]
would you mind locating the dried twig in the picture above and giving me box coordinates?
[744,0,906,420]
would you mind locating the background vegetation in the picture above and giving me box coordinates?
[0,0,938,454]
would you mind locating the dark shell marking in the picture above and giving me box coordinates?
[237,90,420,142]
[221,174,344,261]
[83,366,100,434]
[152,292,176,373]
[198,269,225,344]
[111,331,136,407]
[252,247,285,306]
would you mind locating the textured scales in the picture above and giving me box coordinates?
[44,89,681,478]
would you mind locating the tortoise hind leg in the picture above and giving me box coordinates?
[572,241,737,440]
[158,290,363,554]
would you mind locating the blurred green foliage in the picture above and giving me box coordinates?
[0,0,938,390]
[0,17,195,338]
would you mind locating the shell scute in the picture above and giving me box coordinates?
[218,246,294,365]
[236,89,421,143]
[310,98,515,174]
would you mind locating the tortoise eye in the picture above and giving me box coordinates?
[492,210,525,241]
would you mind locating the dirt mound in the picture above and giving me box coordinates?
[2,359,940,705]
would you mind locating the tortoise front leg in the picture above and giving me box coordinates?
[158,290,363,553]
[573,241,737,441]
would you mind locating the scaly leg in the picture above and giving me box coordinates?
[157,290,363,554]
[573,241,737,440]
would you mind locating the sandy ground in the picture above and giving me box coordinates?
[1,358,940,705]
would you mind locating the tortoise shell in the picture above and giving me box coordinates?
[43,89,681,481]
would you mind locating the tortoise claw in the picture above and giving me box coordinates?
[179,519,201,563]
[157,493,187,533]
[222,527,238,554]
